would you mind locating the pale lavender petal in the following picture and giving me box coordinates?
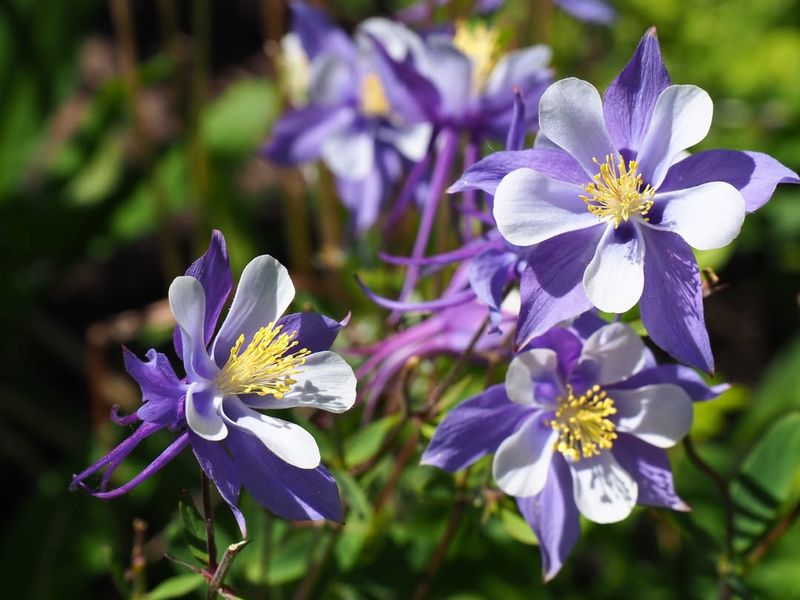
[613,435,689,510]
[583,224,645,314]
[190,432,246,537]
[608,364,727,402]
[124,348,187,427]
[517,455,581,581]
[336,165,385,233]
[603,27,671,154]
[639,229,713,373]
[169,276,219,380]
[421,384,532,473]
[658,150,800,213]
[555,0,616,24]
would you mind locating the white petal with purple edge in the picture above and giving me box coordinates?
[186,383,227,441]
[538,78,616,177]
[647,183,745,250]
[505,348,558,406]
[213,255,295,364]
[246,351,357,413]
[321,127,375,180]
[583,225,645,314]
[224,398,321,469]
[494,168,599,246]
[570,452,637,523]
[493,417,557,497]
[613,384,693,447]
[579,322,648,385]
[636,85,713,189]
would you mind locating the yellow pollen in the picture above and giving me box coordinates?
[548,385,618,461]
[580,154,656,227]
[453,21,500,93]
[360,72,391,117]
[215,322,311,398]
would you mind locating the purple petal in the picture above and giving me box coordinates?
[173,230,232,362]
[190,432,246,537]
[421,385,532,472]
[276,311,345,354]
[506,91,527,152]
[603,27,671,155]
[289,1,354,61]
[261,105,354,166]
[554,0,616,24]
[225,428,343,522]
[124,348,187,427]
[640,229,713,373]
[612,435,689,510]
[449,148,587,195]
[516,455,581,581]
[515,227,603,350]
[658,150,800,213]
[607,364,727,402]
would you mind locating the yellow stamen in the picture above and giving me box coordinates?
[215,323,310,397]
[580,155,656,227]
[360,72,391,117]
[548,385,617,461]
[453,21,500,94]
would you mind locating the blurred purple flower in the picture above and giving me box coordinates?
[71,231,356,534]
[395,0,503,25]
[262,2,432,231]
[555,0,615,25]
[423,316,727,580]
[451,28,800,373]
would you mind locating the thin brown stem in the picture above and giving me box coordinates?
[746,499,800,568]
[374,423,421,513]
[201,473,218,572]
[207,541,249,600]
[292,528,338,600]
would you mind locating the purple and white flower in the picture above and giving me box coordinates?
[451,28,799,372]
[71,231,357,534]
[422,316,726,580]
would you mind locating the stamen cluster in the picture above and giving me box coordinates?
[216,323,311,397]
[453,21,500,93]
[580,154,655,227]
[549,384,618,461]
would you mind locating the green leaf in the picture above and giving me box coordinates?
[145,574,205,600]
[178,491,209,565]
[343,414,400,468]
[333,470,374,571]
[499,508,538,546]
[731,412,800,554]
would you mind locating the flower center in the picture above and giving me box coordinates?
[360,72,391,117]
[580,154,656,227]
[453,21,500,93]
[548,385,618,461]
[215,323,310,397]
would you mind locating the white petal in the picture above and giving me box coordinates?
[579,322,648,385]
[583,226,645,314]
[493,417,557,497]
[224,399,321,469]
[308,53,354,107]
[505,348,559,406]
[493,168,600,247]
[647,183,745,250]
[636,85,713,189]
[186,383,227,441]
[168,276,217,380]
[539,78,616,177]
[246,351,357,413]
[213,255,295,365]
[613,384,693,447]
[321,127,375,180]
[357,17,426,61]
[570,452,637,523]
[377,122,432,161]
[485,45,552,97]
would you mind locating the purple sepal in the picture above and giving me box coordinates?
[190,432,246,537]
[449,148,586,195]
[516,455,581,581]
[289,1,353,61]
[174,230,232,361]
[469,248,517,316]
[603,27,671,155]
[277,311,346,354]
[526,327,584,382]
[515,227,602,350]
[421,385,532,472]
[261,105,353,166]
[226,428,343,522]
[659,150,800,213]
[505,92,527,152]
[613,435,689,511]
[123,348,187,428]
[554,0,616,24]
[608,364,726,402]
[640,229,713,373]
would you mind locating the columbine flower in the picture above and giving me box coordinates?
[71,231,357,534]
[451,28,799,372]
[262,1,431,231]
[422,317,726,580]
